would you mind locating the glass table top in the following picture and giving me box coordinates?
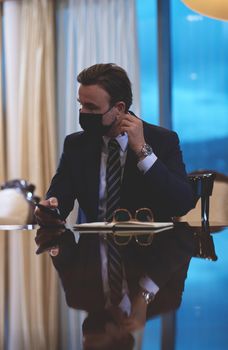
[0,221,228,350]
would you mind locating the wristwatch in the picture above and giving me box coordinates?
[141,289,155,305]
[137,143,153,159]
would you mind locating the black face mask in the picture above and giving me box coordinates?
[79,107,115,136]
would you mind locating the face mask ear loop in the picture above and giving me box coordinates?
[102,104,114,116]
[101,105,118,129]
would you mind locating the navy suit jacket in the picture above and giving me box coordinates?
[46,121,195,221]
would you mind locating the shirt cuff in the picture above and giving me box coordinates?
[137,153,157,174]
[139,276,159,295]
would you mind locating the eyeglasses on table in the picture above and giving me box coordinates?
[107,208,155,247]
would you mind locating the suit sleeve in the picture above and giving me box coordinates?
[144,131,195,217]
[46,136,76,219]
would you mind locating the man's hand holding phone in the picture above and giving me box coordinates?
[34,197,65,227]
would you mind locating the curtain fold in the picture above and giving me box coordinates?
[0,4,5,184]
[0,4,6,350]
[0,228,6,350]
[4,1,21,179]
[3,1,58,349]
[18,0,56,196]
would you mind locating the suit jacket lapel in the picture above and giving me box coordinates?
[120,147,141,208]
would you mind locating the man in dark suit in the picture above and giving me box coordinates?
[35,63,194,225]
[34,63,195,330]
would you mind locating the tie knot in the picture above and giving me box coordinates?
[108,139,120,151]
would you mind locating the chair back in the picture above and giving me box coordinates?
[179,171,228,224]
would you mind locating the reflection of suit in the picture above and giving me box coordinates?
[46,121,195,222]
[50,225,194,317]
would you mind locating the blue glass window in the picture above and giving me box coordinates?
[171,0,228,174]
[136,0,158,125]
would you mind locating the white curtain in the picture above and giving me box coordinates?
[1,3,21,349]
[56,0,140,347]
[3,1,21,180]
[3,1,58,349]
[18,0,57,196]
[0,4,6,349]
[0,4,5,184]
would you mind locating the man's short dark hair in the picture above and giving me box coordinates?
[77,63,133,112]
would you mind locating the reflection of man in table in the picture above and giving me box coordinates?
[35,63,195,331]
[82,308,135,350]
[36,225,194,332]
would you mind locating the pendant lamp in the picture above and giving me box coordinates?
[182,0,228,21]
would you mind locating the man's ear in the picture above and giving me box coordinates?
[115,101,126,113]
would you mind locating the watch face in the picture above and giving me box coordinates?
[142,290,154,304]
[142,144,153,156]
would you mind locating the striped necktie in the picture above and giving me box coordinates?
[106,139,123,305]
[106,139,121,221]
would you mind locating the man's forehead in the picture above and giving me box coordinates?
[78,84,110,103]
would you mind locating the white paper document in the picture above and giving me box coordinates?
[73,221,174,231]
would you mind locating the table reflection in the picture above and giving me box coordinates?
[35,223,213,349]
[0,222,227,350]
